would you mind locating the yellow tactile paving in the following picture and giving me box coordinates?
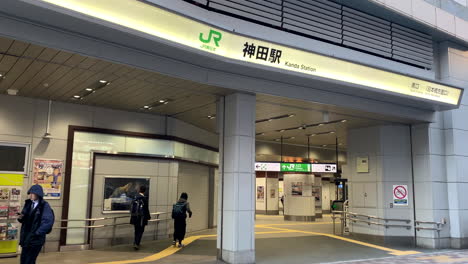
[92,222,421,264]
[260,226,421,256]
[416,255,468,263]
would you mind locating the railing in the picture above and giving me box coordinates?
[415,219,446,249]
[44,212,170,252]
[331,210,412,235]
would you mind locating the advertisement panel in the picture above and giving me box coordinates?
[33,159,63,199]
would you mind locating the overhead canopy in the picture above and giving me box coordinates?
[36,0,463,108]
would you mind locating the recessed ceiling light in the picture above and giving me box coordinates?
[341,120,347,123]
[73,95,81,99]
[322,144,327,147]
[268,119,273,122]
[207,115,216,119]
[289,114,295,118]
[311,134,316,136]
[318,123,324,126]
[275,138,280,141]
[99,80,108,84]
[290,137,295,139]
[85,88,93,91]
[279,129,285,133]
[143,105,151,109]
[163,101,169,105]
[159,99,166,103]
[330,131,335,134]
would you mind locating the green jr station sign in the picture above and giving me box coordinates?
[280,163,311,172]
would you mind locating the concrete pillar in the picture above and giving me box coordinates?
[283,173,316,221]
[439,42,468,248]
[411,122,450,248]
[217,93,256,264]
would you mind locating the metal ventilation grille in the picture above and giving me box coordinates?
[391,24,433,69]
[282,0,342,44]
[342,7,392,58]
[209,0,282,26]
[184,0,434,69]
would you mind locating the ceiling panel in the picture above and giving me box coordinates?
[0,37,413,151]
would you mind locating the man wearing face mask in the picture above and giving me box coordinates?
[18,184,54,264]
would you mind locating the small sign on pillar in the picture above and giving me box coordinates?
[392,185,408,206]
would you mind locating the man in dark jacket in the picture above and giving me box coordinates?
[130,185,150,250]
[172,192,192,248]
[18,184,54,264]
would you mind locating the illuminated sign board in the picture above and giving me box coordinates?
[255,162,337,173]
[40,0,463,105]
[255,162,280,172]
[280,163,311,172]
[311,163,337,173]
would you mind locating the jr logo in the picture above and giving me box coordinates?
[199,29,222,47]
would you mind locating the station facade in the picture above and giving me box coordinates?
[0,0,468,263]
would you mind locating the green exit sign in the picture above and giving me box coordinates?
[280,163,311,172]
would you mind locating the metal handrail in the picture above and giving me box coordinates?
[416,220,443,226]
[43,212,170,252]
[55,212,168,223]
[415,219,446,249]
[331,210,412,235]
[346,217,411,229]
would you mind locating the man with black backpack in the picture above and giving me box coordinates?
[18,184,54,264]
[130,185,150,250]
[172,192,192,248]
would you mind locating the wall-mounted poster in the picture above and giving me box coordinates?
[103,177,150,213]
[270,189,275,198]
[302,183,313,197]
[256,186,265,201]
[33,159,63,199]
[312,186,322,202]
[291,182,303,196]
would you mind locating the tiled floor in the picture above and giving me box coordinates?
[2,215,466,264]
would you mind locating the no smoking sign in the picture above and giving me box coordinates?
[393,185,408,206]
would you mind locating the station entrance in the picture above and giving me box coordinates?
[0,34,453,263]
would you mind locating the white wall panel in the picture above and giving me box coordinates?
[177,162,210,233]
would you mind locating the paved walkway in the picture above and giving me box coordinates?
[3,215,467,264]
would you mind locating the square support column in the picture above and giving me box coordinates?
[217,93,256,264]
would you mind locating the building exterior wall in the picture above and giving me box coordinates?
[347,125,415,246]
[0,94,218,250]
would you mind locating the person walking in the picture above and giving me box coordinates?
[18,184,54,264]
[171,192,192,248]
[130,185,150,250]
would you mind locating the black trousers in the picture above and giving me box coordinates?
[20,245,42,264]
[134,224,145,246]
[173,218,187,243]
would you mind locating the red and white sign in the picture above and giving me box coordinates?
[392,185,408,206]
